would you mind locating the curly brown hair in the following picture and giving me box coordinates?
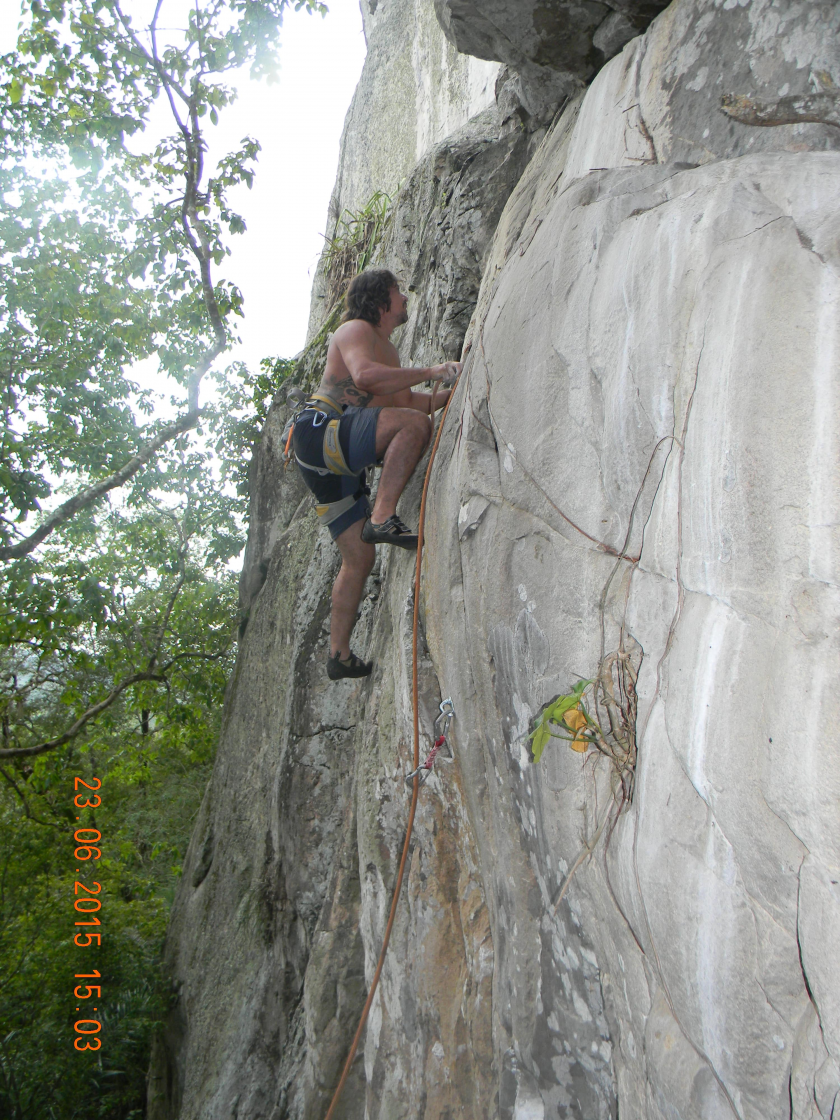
[342,269,399,326]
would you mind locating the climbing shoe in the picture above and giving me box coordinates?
[327,650,373,680]
[361,515,418,550]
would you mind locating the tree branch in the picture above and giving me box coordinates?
[140,0,227,412]
[159,646,233,672]
[0,410,199,561]
[112,0,192,108]
[0,671,165,760]
[0,765,58,827]
[152,565,186,659]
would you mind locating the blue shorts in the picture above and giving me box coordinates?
[293,405,382,539]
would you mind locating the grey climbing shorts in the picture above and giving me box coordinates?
[339,405,381,473]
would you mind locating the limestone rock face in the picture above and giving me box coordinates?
[154,0,840,1117]
[560,0,840,172]
[387,109,536,362]
[428,140,840,1119]
[305,0,500,338]
[433,0,668,71]
[433,0,670,114]
[327,0,500,215]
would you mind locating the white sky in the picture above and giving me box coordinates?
[0,1,367,369]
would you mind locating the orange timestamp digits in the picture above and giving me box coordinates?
[73,776,103,1052]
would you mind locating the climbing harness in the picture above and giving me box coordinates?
[293,394,357,477]
[284,390,372,529]
[281,390,352,474]
[323,385,457,1120]
[405,697,455,786]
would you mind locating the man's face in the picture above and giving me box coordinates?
[389,286,409,326]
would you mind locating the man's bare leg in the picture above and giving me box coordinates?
[371,407,430,523]
[331,518,376,659]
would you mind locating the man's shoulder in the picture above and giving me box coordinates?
[333,317,375,343]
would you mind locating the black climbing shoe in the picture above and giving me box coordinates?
[327,651,373,680]
[361,515,418,550]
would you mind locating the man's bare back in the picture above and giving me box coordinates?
[316,284,458,412]
[318,320,411,410]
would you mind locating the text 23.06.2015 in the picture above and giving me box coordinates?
[73,776,103,1052]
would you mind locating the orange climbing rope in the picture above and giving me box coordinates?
[323,389,455,1120]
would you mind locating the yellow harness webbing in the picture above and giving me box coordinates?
[322,419,356,476]
[307,392,343,414]
[314,493,361,525]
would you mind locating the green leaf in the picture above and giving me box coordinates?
[9,77,23,104]
[531,720,552,764]
[529,680,594,763]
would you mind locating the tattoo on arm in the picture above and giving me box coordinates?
[334,375,373,408]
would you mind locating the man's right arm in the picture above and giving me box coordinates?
[337,322,458,396]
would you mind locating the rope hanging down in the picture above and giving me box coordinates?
[323,389,456,1120]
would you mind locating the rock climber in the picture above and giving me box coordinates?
[291,268,461,681]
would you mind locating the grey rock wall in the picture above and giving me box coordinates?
[434,0,669,74]
[422,1,840,1114]
[335,0,500,212]
[153,0,840,1117]
[433,0,671,118]
[306,0,499,337]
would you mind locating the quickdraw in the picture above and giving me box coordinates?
[281,386,307,471]
[405,698,455,786]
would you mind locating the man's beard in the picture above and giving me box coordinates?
[398,305,409,325]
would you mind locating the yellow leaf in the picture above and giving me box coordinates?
[569,735,588,753]
[563,706,587,733]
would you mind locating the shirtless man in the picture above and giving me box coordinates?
[291,269,460,680]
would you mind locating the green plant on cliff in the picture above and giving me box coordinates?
[529,679,594,763]
[0,0,326,1115]
[530,650,638,786]
[260,189,395,402]
[322,189,393,309]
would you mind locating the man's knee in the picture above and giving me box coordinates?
[375,407,430,455]
[337,532,375,575]
[403,409,431,448]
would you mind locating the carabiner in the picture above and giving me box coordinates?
[405,698,457,785]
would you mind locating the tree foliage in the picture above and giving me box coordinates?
[0,0,322,755]
[0,0,324,1114]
